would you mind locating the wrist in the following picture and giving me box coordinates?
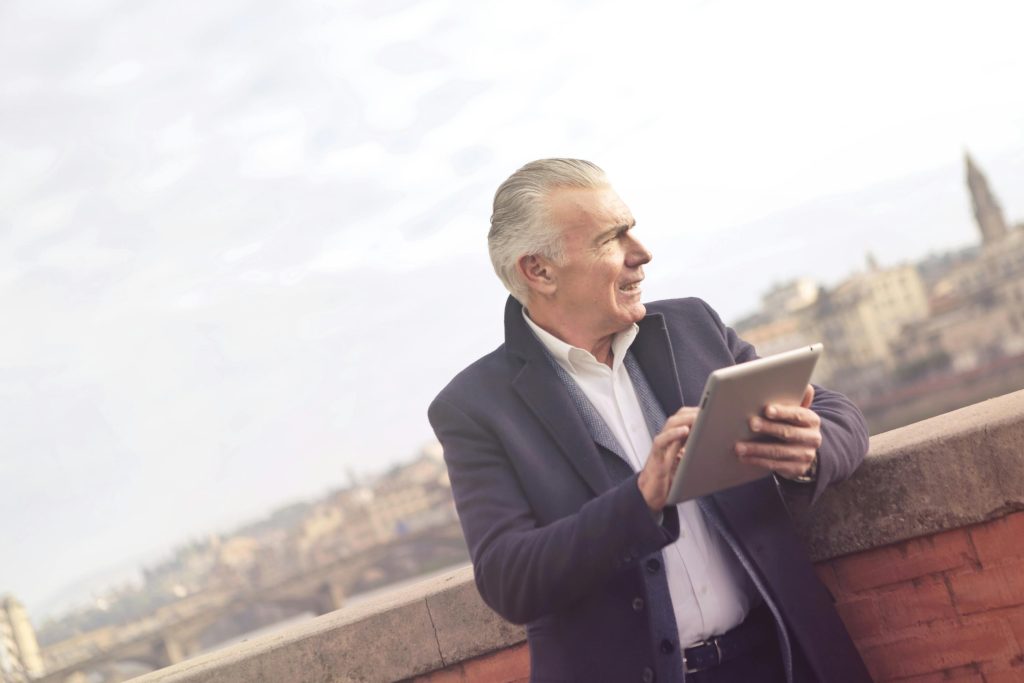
[636,471,664,513]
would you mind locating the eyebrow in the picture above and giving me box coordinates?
[595,220,636,243]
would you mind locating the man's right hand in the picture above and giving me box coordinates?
[637,407,699,513]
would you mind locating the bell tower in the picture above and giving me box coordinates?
[965,152,1009,245]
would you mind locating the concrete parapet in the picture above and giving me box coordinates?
[131,390,1024,683]
[799,388,1024,561]
[129,566,525,683]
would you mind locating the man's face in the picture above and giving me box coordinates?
[545,185,652,339]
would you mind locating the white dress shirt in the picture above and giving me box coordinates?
[524,310,757,645]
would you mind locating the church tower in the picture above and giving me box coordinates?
[965,152,1009,245]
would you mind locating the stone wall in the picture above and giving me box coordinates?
[131,390,1024,683]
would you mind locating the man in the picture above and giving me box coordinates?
[429,159,870,682]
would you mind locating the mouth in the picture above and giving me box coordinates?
[618,279,643,294]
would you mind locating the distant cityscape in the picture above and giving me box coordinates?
[734,153,1024,433]
[3,153,1023,683]
[3,445,465,683]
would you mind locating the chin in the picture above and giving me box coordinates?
[618,301,646,325]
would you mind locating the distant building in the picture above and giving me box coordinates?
[761,278,819,315]
[735,152,1022,397]
[280,442,456,571]
[734,262,928,392]
[898,155,1024,372]
[733,286,829,380]
[819,262,930,389]
[966,151,1010,245]
[1,595,44,682]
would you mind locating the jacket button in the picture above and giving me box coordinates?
[642,667,655,683]
[660,639,674,654]
[632,597,645,612]
[646,558,661,573]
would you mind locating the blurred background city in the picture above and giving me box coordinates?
[2,0,1023,681]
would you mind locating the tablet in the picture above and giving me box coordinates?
[665,343,823,505]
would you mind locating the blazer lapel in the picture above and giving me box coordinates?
[512,361,613,495]
[631,312,686,413]
[544,355,631,465]
[504,296,612,496]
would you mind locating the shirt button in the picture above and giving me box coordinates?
[645,558,661,574]
[642,667,655,683]
[632,597,645,612]
[660,639,675,654]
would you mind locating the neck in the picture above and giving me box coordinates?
[524,306,617,368]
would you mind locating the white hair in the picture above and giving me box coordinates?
[488,158,609,303]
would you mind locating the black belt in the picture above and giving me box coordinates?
[682,604,775,674]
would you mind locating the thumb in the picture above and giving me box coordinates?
[801,384,815,409]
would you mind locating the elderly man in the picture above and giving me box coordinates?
[429,159,870,682]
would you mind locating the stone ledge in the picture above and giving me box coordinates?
[798,389,1024,561]
[131,565,525,683]
[132,390,1024,682]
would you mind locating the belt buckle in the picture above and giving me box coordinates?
[683,637,724,674]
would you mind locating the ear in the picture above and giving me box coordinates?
[517,254,558,298]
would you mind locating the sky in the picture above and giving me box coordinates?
[2,0,1023,619]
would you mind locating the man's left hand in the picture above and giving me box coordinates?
[735,384,820,480]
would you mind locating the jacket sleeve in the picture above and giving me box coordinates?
[697,299,870,505]
[428,394,680,625]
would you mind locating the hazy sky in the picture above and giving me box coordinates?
[2,0,1023,618]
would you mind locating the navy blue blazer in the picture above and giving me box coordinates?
[429,297,871,682]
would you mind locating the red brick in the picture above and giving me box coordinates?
[951,560,1024,614]
[460,644,530,682]
[835,596,884,640]
[895,671,983,683]
[1006,604,1024,651]
[832,530,976,592]
[876,577,957,632]
[413,646,530,683]
[987,669,1024,683]
[970,512,1024,566]
[859,619,1016,680]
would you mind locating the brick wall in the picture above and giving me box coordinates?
[414,512,1024,683]
[821,511,1024,682]
[411,645,529,683]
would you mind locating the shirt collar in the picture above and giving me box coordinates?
[522,308,639,373]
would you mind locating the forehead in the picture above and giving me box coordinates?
[547,185,634,241]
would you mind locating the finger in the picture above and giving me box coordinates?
[662,411,699,431]
[735,442,816,463]
[763,403,820,427]
[653,425,690,453]
[665,407,699,424]
[663,414,695,430]
[737,455,811,478]
[671,406,700,418]
[801,384,814,409]
[748,418,823,448]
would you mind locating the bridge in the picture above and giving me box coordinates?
[38,521,468,683]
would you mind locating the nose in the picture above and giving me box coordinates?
[626,233,653,267]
